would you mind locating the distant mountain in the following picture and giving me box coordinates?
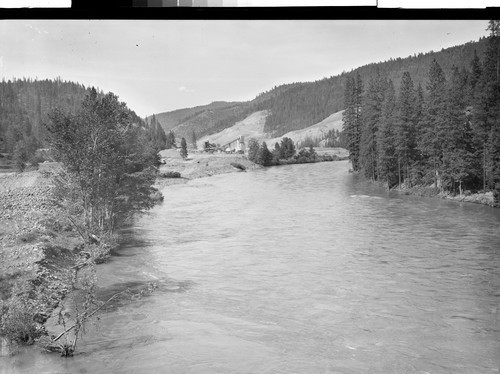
[151,37,489,141]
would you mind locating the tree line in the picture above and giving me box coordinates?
[247,136,341,166]
[343,21,500,196]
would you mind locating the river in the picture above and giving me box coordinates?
[2,160,500,373]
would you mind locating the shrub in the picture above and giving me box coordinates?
[0,288,40,344]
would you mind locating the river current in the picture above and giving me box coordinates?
[2,160,500,373]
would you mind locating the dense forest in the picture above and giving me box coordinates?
[343,21,500,197]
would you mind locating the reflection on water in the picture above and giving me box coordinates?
[3,160,500,374]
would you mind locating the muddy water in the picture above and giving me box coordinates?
[2,160,500,373]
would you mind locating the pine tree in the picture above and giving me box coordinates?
[395,72,418,186]
[419,59,448,189]
[377,80,398,189]
[342,74,363,171]
[473,22,500,190]
[166,130,176,149]
[360,73,386,180]
[442,66,477,194]
[180,137,188,159]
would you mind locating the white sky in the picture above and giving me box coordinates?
[0,20,489,117]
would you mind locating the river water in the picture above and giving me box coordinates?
[2,160,500,374]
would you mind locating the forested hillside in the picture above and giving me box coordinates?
[343,21,500,198]
[0,78,89,153]
[154,37,489,142]
[262,37,489,137]
[0,78,166,171]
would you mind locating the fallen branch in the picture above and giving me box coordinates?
[52,288,130,343]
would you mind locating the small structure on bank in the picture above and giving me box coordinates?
[221,136,245,153]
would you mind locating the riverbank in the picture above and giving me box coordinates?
[393,184,496,207]
[0,151,262,354]
[155,149,263,189]
[0,163,82,353]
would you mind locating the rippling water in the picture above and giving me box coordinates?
[3,160,500,374]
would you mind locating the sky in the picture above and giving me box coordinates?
[0,20,490,117]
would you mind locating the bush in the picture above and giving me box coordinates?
[0,291,40,344]
[160,171,181,178]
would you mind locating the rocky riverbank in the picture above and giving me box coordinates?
[0,164,83,354]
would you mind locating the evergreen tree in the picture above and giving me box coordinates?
[473,23,500,190]
[166,130,176,149]
[377,80,398,188]
[419,59,448,189]
[180,137,188,159]
[395,71,418,185]
[442,66,477,194]
[360,73,386,180]
[342,73,363,171]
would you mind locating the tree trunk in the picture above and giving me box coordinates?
[484,140,487,191]
[398,157,401,189]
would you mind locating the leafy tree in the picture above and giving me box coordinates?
[272,142,281,164]
[45,88,159,240]
[247,138,260,163]
[180,137,188,159]
[279,137,296,159]
[257,142,273,166]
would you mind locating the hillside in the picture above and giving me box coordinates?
[266,110,344,148]
[197,109,344,150]
[146,101,242,132]
[196,110,269,148]
[0,79,145,154]
[153,37,489,140]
